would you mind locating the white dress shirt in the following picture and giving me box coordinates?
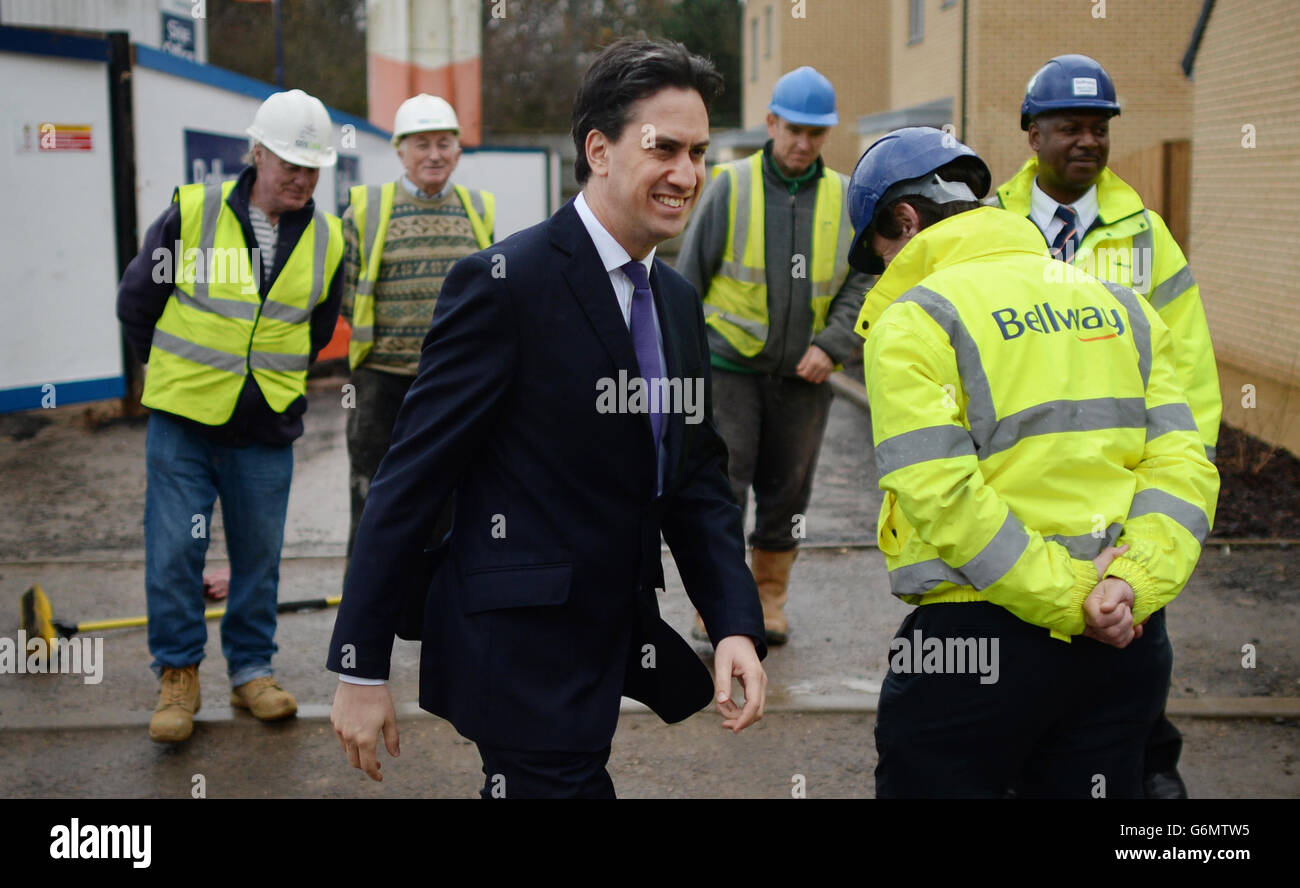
[339,192,670,687]
[1029,177,1099,246]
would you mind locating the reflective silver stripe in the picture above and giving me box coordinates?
[703,303,768,340]
[175,287,259,321]
[1131,212,1154,295]
[1046,523,1122,560]
[874,425,973,477]
[1100,280,1151,389]
[887,558,968,599]
[1149,264,1195,311]
[193,183,225,307]
[984,397,1146,457]
[958,511,1030,589]
[350,325,373,343]
[1129,488,1210,544]
[468,188,486,218]
[717,260,766,284]
[361,184,383,281]
[825,173,854,298]
[250,351,310,373]
[150,328,246,375]
[309,211,327,305]
[729,159,752,266]
[895,286,998,454]
[259,298,312,324]
[1145,402,1198,441]
[1206,444,1216,462]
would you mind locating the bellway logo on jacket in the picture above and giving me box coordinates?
[991,302,1126,342]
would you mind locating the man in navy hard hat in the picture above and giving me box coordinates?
[848,126,1216,798]
[677,66,874,647]
[996,54,1222,799]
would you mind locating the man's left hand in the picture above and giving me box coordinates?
[795,345,834,384]
[714,635,766,733]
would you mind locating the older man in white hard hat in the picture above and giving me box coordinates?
[338,94,495,570]
[117,88,345,743]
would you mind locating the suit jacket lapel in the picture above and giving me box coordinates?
[555,203,642,380]
[553,201,659,460]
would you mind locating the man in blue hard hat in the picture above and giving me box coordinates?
[996,54,1222,799]
[849,126,1216,798]
[677,66,874,646]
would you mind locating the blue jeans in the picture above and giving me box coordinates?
[144,412,293,686]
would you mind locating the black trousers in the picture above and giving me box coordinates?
[875,602,1172,799]
[476,745,616,799]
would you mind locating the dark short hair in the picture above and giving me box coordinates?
[873,159,985,239]
[571,38,723,184]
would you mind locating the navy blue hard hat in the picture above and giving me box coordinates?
[847,127,991,273]
[769,66,839,127]
[1020,54,1121,130]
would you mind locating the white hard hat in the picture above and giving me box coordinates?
[246,88,337,168]
[392,94,460,147]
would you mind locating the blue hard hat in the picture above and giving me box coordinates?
[769,66,838,126]
[1020,54,1121,130]
[847,127,991,274]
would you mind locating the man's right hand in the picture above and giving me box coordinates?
[1092,543,1129,578]
[331,681,399,782]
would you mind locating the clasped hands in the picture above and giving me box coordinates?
[1082,543,1146,649]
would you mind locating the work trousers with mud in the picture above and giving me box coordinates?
[345,366,453,564]
[710,368,833,551]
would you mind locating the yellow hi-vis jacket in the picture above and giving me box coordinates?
[997,159,1221,461]
[347,181,494,370]
[143,180,344,425]
[856,206,1219,641]
[702,150,853,357]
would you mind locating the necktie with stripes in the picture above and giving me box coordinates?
[1051,204,1080,261]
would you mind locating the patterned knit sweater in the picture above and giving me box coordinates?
[341,183,481,375]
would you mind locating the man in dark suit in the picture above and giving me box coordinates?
[326,39,768,798]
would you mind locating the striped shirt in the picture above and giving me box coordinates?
[247,204,277,280]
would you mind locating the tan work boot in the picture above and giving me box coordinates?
[753,548,798,646]
[149,664,200,743]
[690,611,710,642]
[231,676,298,721]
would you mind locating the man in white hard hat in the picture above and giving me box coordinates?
[117,88,345,743]
[339,94,495,569]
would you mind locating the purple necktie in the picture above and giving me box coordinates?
[621,259,664,450]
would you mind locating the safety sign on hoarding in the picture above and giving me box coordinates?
[14,123,94,153]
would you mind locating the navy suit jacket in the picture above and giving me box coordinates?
[326,198,766,751]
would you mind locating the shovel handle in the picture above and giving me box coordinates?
[72,596,342,634]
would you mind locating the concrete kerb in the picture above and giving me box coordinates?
[4,694,1298,734]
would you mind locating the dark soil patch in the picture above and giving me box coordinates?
[1214,424,1300,538]
[0,413,50,441]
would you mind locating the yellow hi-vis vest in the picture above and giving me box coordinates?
[347,181,495,370]
[996,159,1221,461]
[143,180,344,425]
[702,151,853,357]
